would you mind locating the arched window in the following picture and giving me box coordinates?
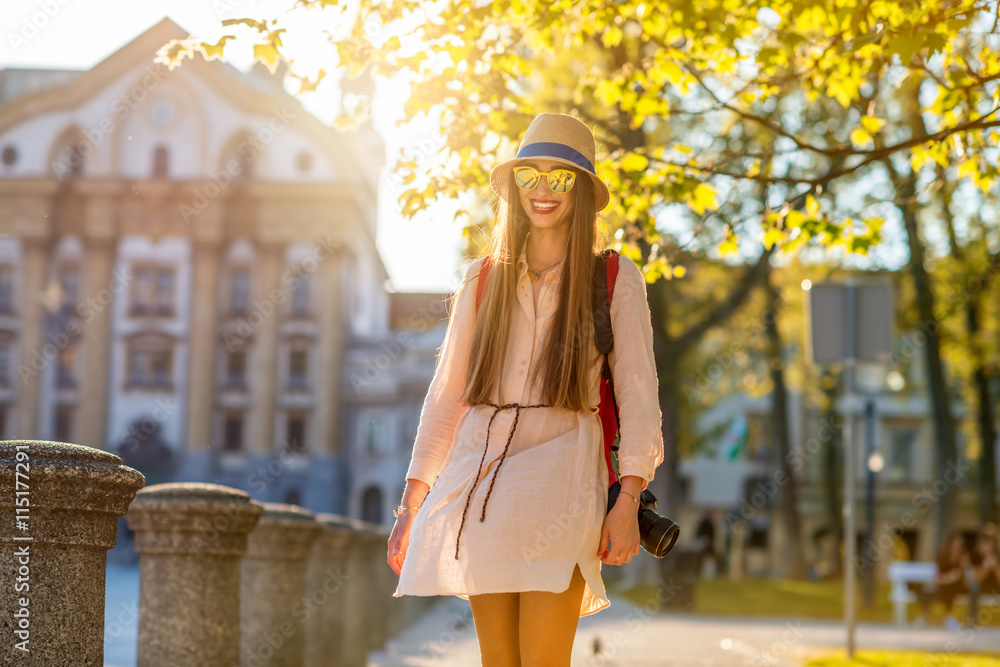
[152,145,169,179]
[361,486,382,524]
[49,128,92,181]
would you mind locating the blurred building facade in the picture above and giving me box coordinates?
[679,347,998,583]
[0,17,450,525]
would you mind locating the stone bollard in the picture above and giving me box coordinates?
[125,482,264,667]
[303,514,356,667]
[361,520,396,649]
[0,440,145,664]
[241,503,322,667]
[343,518,393,654]
[333,519,374,667]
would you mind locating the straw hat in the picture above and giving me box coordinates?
[490,113,610,212]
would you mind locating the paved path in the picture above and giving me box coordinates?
[369,594,1000,666]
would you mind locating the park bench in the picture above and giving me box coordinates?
[888,560,1000,627]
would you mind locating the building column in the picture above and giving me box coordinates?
[77,237,116,449]
[249,242,284,497]
[179,240,221,482]
[306,244,345,512]
[14,238,50,439]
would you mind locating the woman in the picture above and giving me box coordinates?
[933,531,969,631]
[387,112,663,666]
[968,529,1000,628]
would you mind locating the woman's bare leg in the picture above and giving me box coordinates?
[517,563,586,667]
[469,592,521,667]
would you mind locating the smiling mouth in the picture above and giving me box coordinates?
[530,200,559,214]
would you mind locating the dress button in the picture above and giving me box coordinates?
[519,370,524,375]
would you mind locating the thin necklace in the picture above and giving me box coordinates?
[527,256,563,282]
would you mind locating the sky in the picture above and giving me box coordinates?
[0,0,467,293]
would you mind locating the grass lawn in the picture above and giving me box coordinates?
[801,649,1000,665]
[618,577,1000,629]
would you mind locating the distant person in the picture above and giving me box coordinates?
[968,529,1000,628]
[695,510,718,578]
[934,531,970,632]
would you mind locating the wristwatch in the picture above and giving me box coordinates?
[394,505,421,517]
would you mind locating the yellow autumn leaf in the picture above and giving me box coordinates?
[763,227,785,250]
[718,236,739,256]
[254,42,283,73]
[672,265,687,278]
[200,35,234,61]
[688,183,717,215]
[860,115,885,134]
[621,153,649,172]
[806,194,820,217]
[850,127,872,147]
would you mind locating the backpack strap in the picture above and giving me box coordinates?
[594,249,621,486]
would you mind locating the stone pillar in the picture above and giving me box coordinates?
[306,243,345,512]
[354,519,394,650]
[0,441,145,663]
[77,236,116,450]
[252,242,284,459]
[303,514,355,667]
[181,241,221,481]
[125,482,264,667]
[241,503,323,667]
[337,521,374,667]
[14,240,50,438]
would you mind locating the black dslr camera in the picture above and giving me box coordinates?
[606,481,680,558]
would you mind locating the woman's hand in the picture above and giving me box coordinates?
[387,511,416,575]
[388,479,429,576]
[597,498,640,566]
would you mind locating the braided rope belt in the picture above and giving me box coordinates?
[453,401,549,560]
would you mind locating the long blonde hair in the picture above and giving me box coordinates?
[460,166,605,411]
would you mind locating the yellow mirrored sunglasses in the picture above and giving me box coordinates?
[512,165,577,193]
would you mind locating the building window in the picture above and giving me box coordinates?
[291,271,309,316]
[59,267,78,312]
[231,270,249,315]
[56,345,75,389]
[52,138,88,181]
[223,413,243,452]
[0,266,13,313]
[227,350,246,389]
[886,426,917,483]
[361,486,382,524]
[54,405,72,442]
[156,269,173,315]
[365,416,389,459]
[130,265,174,317]
[286,413,306,452]
[289,349,308,391]
[126,335,174,390]
[1,145,17,166]
[152,145,169,179]
[0,342,9,386]
[132,267,152,315]
[296,151,312,173]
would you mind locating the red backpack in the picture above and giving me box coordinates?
[475,249,622,486]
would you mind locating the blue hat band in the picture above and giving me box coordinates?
[514,142,594,174]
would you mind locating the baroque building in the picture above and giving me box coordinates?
[0,17,449,523]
